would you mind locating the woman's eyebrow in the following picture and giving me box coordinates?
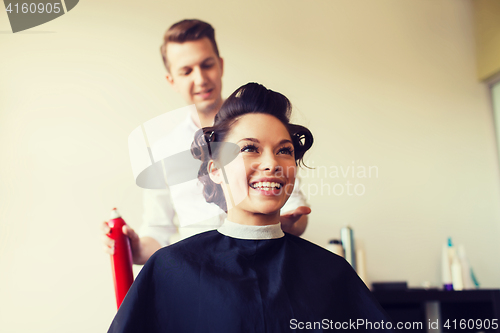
[237,138,293,145]
[237,138,259,143]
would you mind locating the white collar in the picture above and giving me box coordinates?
[217,219,284,240]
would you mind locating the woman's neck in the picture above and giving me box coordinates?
[226,209,280,226]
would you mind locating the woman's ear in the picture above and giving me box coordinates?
[208,160,223,184]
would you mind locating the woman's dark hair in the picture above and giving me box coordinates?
[191,82,313,211]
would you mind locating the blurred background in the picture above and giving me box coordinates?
[1,0,500,331]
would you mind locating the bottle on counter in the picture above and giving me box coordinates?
[340,226,356,271]
[327,239,344,257]
[442,240,453,291]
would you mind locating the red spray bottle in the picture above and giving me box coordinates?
[107,208,134,309]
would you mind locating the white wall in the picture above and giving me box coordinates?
[1,0,499,332]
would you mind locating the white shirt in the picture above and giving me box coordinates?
[139,114,308,246]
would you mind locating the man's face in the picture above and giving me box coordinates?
[165,38,224,114]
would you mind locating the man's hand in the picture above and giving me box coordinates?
[101,222,161,265]
[280,206,311,236]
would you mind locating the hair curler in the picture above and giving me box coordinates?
[107,208,134,309]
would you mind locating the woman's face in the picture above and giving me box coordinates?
[210,113,297,221]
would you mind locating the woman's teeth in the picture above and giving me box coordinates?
[250,182,282,190]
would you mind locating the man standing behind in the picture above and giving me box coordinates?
[102,19,310,265]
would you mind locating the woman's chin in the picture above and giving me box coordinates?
[252,204,283,216]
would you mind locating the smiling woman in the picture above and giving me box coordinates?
[107,83,391,333]
[191,83,313,217]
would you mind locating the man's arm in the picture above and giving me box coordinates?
[101,223,162,265]
[102,188,177,265]
[134,237,162,265]
[123,226,162,265]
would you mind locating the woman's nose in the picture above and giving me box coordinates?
[259,152,280,172]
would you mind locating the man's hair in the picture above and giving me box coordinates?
[160,19,220,72]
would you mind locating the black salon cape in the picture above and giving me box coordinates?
[108,231,391,332]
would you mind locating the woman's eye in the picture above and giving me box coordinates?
[278,147,294,155]
[241,145,258,153]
